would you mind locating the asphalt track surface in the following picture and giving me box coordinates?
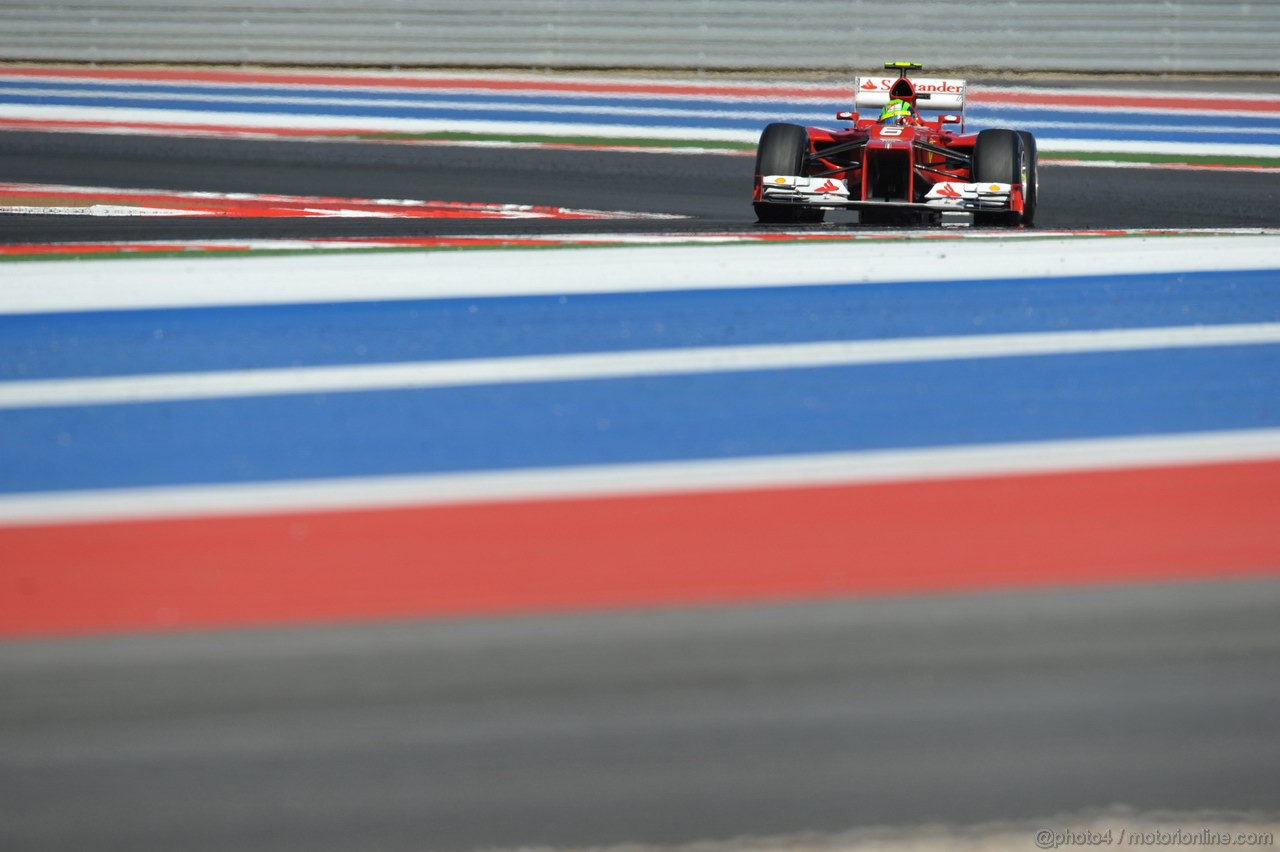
[4,582,1280,852]
[1,129,1279,240]
[2,131,1280,852]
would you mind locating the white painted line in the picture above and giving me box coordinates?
[4,233,1279,315]
[0,204,215,216]
[970,84,1280,105]
[2,428,1278,527]
[3,323,1277,410]
[0,104,759,141]
[0,182,686,220]
[969,97,1280,118]
[1036,137,1280,158]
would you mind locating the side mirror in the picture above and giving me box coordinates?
[836,111,857,122]
[940,114,961,124]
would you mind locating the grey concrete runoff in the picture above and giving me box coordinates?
[3,579,1280,852]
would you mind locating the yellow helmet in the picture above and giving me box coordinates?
[879,99,915,126]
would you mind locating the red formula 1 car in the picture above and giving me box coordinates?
[753,62,1037,227]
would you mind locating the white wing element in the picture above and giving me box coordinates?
[760,176,1013,212]
[853,77,967,111]
[924,181,1012,209]
[760,175,850,202]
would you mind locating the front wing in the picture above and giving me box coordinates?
[759,175,1016,214]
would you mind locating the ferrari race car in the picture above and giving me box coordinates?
[753,62,1037,227]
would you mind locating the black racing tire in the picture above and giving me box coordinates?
[972,128,1025,227]
[753,122,825,224]
[1017,130,1038,228]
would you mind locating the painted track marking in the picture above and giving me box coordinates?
[5,458,1278,637]
[2,428,1278,527]
[2,66,1279,162]
[3,322,1278,409]
[4,235,1278,314]
[0,182,682,220]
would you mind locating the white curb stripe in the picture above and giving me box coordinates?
[3,428,1279,527]
[5,235,1280,315]
[0,104,760,141]
[3,323,1278,410]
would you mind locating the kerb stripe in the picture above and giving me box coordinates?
[3,457,1278,637]
[3,323,1278,409]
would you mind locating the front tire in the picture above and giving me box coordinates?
[754,122,825,224]
[972,128,1025,227]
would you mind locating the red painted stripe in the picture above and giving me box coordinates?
[0,185,621,220]
[3,460,1278,638]
[0,65,843,100]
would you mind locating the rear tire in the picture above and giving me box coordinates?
[754,122,825,224]
[1017,130,1038,228]
[972,128,1024,227]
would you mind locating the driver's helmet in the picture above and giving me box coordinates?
[879,99,915,126]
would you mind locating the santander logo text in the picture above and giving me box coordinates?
[863,78,964,93]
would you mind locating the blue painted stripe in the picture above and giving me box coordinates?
[2,345,1277,494]
[4,270,1278,381]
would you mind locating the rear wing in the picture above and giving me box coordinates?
[853,76,967,112]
